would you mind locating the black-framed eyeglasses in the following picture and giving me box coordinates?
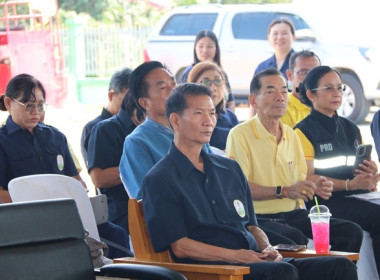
[311,84,346,93]
[199,79,224,87]
[12,99,48,112]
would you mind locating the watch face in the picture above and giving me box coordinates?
[276,186,282,197]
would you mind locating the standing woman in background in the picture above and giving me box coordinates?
[250,18,296,118]
[254,17,296,77]
[188,61,239,151]
[182,29,236,112]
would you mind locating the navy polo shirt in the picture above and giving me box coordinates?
[86,108,136,230]
[86,108,136,174]
[0,116,78,189]
[81,107,113,166]
[254,49,295,78]
[142,143,259,262]
[210,108,239,150]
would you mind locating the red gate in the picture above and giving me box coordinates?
[0,0,66,107]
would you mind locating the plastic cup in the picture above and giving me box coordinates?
[308,205,331,254]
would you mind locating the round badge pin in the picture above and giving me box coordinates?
[233,199,246,218]
[57,154,64,171]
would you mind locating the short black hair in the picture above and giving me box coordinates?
[108,67,132,94]
[299,65,341,107]
[166,83,211,130]
[289,50,321,71]
[0,73,46,111]
[128,61,169,122]
[250,68,285,95]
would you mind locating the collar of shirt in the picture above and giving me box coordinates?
[116,108,136,131]
[101,107,113,119]
[289,93,310,111]
[310,108,340,133]
[5,115,44,135]
[144,116,173,135]
[168,142,230,179]
[310,108,339,123]
[251,115,288,142]
[269,49,294,74]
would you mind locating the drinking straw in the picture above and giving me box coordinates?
[314,196,321,216]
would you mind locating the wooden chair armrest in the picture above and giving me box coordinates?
[281,249,359,261]
[114,257,250,280]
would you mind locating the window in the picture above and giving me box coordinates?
[275,13,310,30]
[232,12,311,40]
[160,14,218,36]
[232,12,274,40]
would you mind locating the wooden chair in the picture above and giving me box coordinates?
[114,199,359,280]
[113,199,250,280]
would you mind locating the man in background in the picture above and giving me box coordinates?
[281,50,320,127]
[81,68,132,165]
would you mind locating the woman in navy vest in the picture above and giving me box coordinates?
[294,65,380,277]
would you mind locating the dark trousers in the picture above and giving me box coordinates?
[257,209,363,253]
[316,195,380,276]
[100,186,129,232]
[245,257,357,280]
[97,221,133,259]
[184,257,357,280]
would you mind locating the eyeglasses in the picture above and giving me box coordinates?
[295,70,309,76]
[199,79,223,87]
[311,84,346,93]
[12,99,48,112]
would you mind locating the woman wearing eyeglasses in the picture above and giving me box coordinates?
[182,29,236,112]
[0,74,83,203]
[294,66,380,276]
[188,61,239,151]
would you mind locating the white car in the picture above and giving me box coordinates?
[144,4,380,123]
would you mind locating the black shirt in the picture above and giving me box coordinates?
[142,143,259,263]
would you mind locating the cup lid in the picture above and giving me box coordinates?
[308,205,331,217]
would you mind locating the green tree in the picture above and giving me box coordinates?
[58,0,110,21]
[209,0,291,3]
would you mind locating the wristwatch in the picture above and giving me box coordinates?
[275,186,283,199]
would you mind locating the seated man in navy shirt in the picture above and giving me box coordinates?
[142,83,357,280]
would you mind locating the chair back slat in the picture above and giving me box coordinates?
[129,199,172,262]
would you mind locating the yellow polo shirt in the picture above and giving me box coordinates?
[226,115,307,214]
[281,94,311,128]
[294,128,315,160]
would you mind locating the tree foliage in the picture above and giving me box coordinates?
[57,0,291,25]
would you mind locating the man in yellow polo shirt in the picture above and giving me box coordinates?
[281,50,320,128]
[226,68,362,253]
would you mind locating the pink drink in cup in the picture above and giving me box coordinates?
[311,221,329,253]
[308,205,331,254]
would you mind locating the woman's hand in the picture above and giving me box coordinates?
[314,176,333,200]
[349,173,380,191]
[354,160,378,176]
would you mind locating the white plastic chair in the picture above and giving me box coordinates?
[8,174,99,240]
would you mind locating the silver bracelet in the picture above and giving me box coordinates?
[345,179,349,191]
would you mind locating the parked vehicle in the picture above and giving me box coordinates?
[144,4,380,123]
